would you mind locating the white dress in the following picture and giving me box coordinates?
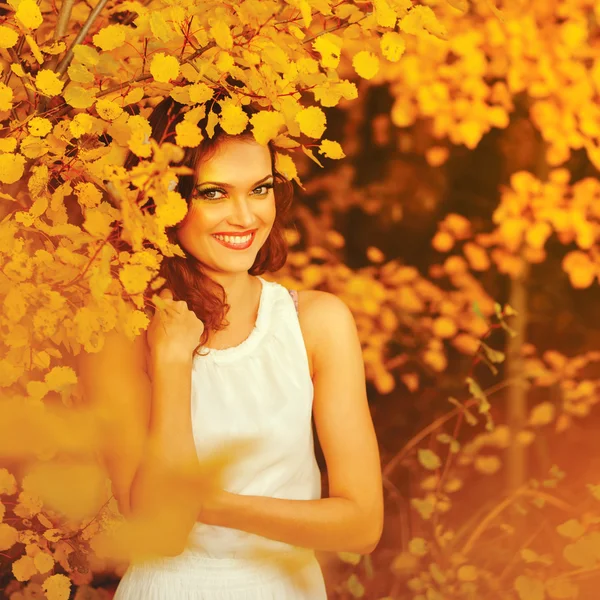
[113,276,328,599]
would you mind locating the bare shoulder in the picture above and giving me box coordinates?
[296,290,356,379]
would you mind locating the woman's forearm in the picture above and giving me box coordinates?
[202,492,382,555]
[128,357,201,554]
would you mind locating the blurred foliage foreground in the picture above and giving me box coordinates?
[2,0,600,599]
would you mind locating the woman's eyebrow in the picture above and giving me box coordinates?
[196,174,274,188]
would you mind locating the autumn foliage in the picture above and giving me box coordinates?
[2,0,600,598]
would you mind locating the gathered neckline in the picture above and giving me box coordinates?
[196,276,268,361]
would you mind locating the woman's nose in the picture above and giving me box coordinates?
[229,196,255,227]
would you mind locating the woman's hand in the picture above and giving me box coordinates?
[147,288,205,364]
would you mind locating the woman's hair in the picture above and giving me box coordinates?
[122,93,294,357]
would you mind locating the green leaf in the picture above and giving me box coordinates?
[346,574,365,598]
[418,448,441,470]
[448,396,478,426]
[338,552,362,565]
[481,342,506,364]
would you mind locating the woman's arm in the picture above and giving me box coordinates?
[128,354,202,555]
[77,290,205,557]
[199,291,384,555]
[203,493,379,554]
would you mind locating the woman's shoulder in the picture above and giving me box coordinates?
[296,290,349,379]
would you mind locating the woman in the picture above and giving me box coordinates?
[77,95,383,598]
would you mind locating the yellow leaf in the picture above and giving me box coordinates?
[219,99,249,135]
[463,242,490,271]
[28,117,52,137]
[400,6,447,39]
[73,44,100,67]
[40,41,66,55]
[150,52,180,83]
[42,573,71,600]
[25,33,43,63]
[35,69,64,97]
[215,51,235,73]
[353,50,379,80]
[189,82,214,105]
[156,191,188,227]
[70,113,94,138]
[95,99,123,121]
[0,469,17,495]
[34,551,54,574]
[0,26,19,49]
[20,134,48,159]
[45,366,77,392]
[408,537,428,557]
[12,555,37,582]
[562,251,595,289]
[474,455,501,475]
[0,83,13,111]
[11,63,26,77]
[295,106,326,138]
[93,25,127,51]
[457,565,478,581]
[16,0,43,30]
[149,11,174,42]
[563,537,597,568]
[374,0,397,28]
[275,152,298,182]
[514,575,545,600]
[556,519,585,540]
[528,402,555,427]
[525,222,552,249]
[83,209,113,237]
[418,449,441,470]
[210,20,233,49]
[0,138,17,154]
[63,85,96,109]
[119,264,154,295]
[433,316,457,339]
[432,230,454,252]
[0,153,26,184]
[251,111,285,146]
[67,63,94,83]
[380,31,406,62]
[124,88,144,105]
[0,523,19,551]
[313,33,343,69]
[319,139,345,159]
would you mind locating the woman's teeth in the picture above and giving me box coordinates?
[213,233,252,244]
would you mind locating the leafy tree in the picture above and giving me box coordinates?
[0,0,463,597]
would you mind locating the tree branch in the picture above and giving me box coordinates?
[55,0,75,40]
[56,0,110,77]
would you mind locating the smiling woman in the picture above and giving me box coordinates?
[76,90,383,600]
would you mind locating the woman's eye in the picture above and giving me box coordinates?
[199,188,225,200]
[253,184,273,196]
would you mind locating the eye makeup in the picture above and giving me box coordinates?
[196,181,274,201]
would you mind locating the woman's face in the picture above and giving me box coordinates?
[176,136,276,276]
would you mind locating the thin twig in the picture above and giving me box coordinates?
[382,378,515,478]
[55,0,75,39]
[56,0,110,77]
[303,12,371,44]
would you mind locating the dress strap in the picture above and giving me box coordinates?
[288,289,299,316]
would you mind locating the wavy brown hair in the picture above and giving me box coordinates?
[123,95,294,357]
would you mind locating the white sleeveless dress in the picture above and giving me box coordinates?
[113,276,328,599]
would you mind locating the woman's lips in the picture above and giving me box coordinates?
[211,231,256,250]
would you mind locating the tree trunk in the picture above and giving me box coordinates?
[505,261,531,492]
